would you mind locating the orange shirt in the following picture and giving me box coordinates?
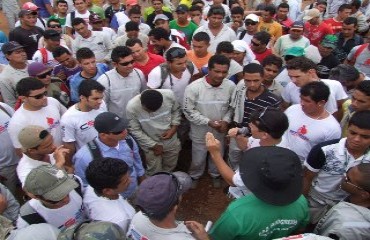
[186,50,213,70]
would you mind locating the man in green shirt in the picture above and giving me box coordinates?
[169,4,198,44]
[49,0,68,27]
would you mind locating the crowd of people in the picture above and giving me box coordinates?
[0,0,370,239]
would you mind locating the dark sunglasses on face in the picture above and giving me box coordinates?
[49,24,61,28]
[251,41,260,47]
[118,60,135,66]
[28,91,48,99]
[37,70,53,79]
[245,21,257,26]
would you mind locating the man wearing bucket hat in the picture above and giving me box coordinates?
[209,146,309,240]
[317,35,340,79]
[127,171,209,240]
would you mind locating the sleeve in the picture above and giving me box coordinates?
[304,141,334,172]
[346,45,358,61]
[0,79,17,108]
[69,76,81,103]
[8,120,22,148]
[209,209,242,240]
[32,50,42,63]
[281,83,293,103]
[333,81,348,101]
[183,84,210,125]
[96,73,110,106]
[275,24,283,39]
[103,34,113,61]
[16,215,30,229]
[274,37,282,56]
[73,149,91,186]
[0,102,15,115]
[64,13,72,28]
[222,85,236,123]
[131,138,145,177]
[72,38,78,57]
[61,114,76,143]
[147,67,163,89]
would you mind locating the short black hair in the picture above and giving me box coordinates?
[141,89,163,111]
[263,4,276,15]
[250,107,289,139]
[125,21,139,32]
[16,77,45,96]
[286,56,318,72]
[316,0,328,6]
[126,38,143,47]
[253,31,271,45]
[208,54,230,70]
[166,47,186,62]
[356,163,370,192]
[243,63,264,76]
[349,110,370,130]
[338,3,352,12]
[189,5,202,12]
[111,46,132,63]
[128,6,141,15]
[57,0,68,5]
[343,16,358,26]
[52,46,71,58]
[208,5,225,17]
[47,18,60,27]
[262,54,283,69]
[71,17,86,27]
[192,32,210,43]
[356,81,370,96]
[278,2,290,10]
[192,0,204,6]
[78,79,105,98]
[73,0,86,4]
[231,6,244,15]
[85,158,129,196]
[76,47,95,62]
[300,81,330,103]
[329,64,359,83]
[351,0,361,10]
[148,27,170,41]
[216,41,233,54]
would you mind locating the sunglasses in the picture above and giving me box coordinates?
[37,70,52,79]
[118,60,134,66]
[49,24,61,28]
[245,21,257,26]
[344,173,365,192]
[28,91,48,99]
[168,48,186,60]
[251,41,260,47]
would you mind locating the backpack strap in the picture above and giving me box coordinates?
[125,136,134,151]
[159,63,169,89]
[133,68,143,85]
[0,104,11,117]
[72,175,83,198]
[20,201,46,225]
[87,139,103,160]
[39,48,48,65]
[238,30,247,40]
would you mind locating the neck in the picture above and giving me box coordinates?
[84,30,92,39]
[260,137,281,146]
[116,68,130,77]
[247,86,264,99]
[58,12,67,17]
[347,145,367,159]
[111,2,120,8]
[209,24,222,31]
[195,51,208,58]
[81,69,97,78]
[27,153,49,162]
[163,41,172,51]
[349,196,370,208]
[255,48,266,54]
[76,102,92,112]
[79,9,88,14]
[137,54,149,64]
[23,103,42,111]
[10,61,27,70]
[150,213,177,229]
[307,108,328,120]
[262,79,273,87]
[99,136,119,148]
[21,24,33,30]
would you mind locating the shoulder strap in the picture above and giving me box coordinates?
[20,202,46,225]
[87,139,103,160]
[186,61,195,76]
[353,43,369,61]
[238,30,247,40]
[125,136,134,151]
[133,68,143,84]
[72,175,83,197]
[39,48,48,65]
[159,63,169,88]
[71,11,76,22]
[38,17,46,28]
[0,104,11,117]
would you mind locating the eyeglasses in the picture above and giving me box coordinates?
[49,24,61,28]
[167,48,186,60]
[37,70,52,79]
[251,40,261,47]
[28,91,48,99]
[245,21,257,26]
[118,60,135,66]
[344,173,365,192]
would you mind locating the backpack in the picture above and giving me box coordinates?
[19,176,83,225]
[158,61,195,88]
[87,137,134,161]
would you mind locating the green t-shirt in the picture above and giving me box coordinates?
[90,5,105,20]
[169,20,198,44]
[209,194,309,240]
[48,14,66,26]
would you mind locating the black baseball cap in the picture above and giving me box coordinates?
[1,41,24,54]
[176,4,189,13]
[94,112,128,133]
[43,30,61,41]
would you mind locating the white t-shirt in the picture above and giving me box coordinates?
[147,64,198,106]
[283,104,341,163]
[100,27,117,41]
[83,185,135,232]
[65,11,91,28]
[8,97,66,149]
[117,23,151,37]
[16,190,85,231]
[32,47,67,68]
[6,223,60,240]
[282,79,348,114]
[60,103,107,149]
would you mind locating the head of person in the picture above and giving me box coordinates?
[315,0,327,13]
[192,0,205,9]
[89,13,104,31]
[166,47,188,73]
[176,4,189,22]
[351,81,370,112]
[191,32,210,57]
[152,0,163,11]
[86,158,130,198]
[56,0,68,14]
[16,77,48,109]
[299,81,330,116]
[341,163,370,205]
[342,17,357,38]
[153,14,170,30]
[22,2,39,13]
[347,110,370,154]
[72,17,90,38]
[135,172,191,220]
[250,31,270,53]
[207,6,225,28]
[126,38,146,62]
[1,41,27,64]
[230,6,244,24]
[148,27,170,50]
[286,56,318,87]
[28,62,53,86]
[304,8,321,25]
[351,0,361,13]
[261,4,276,23]
[207,54,230,85]
[216,41,234,59]
[43,29,61,51]
[239,146,302,206]
[24,165,78,208]
[318,34,338,57]
[128,7,142,23]
[78,80,105,110]
[249,107,289,140]
[329,64,361,92]
[73,0,88,12]
[262,54,283,82]
[18,9,38,28]
[337,3,352,20]
[231,40,251,65]
[140,89,164,112]
[283,46,305,62]
[289,21,304,40]
[125,21,140,39]
[47,19,62,33]
[229,0,241,9]
[111,46,134,76]
[52,46,76,68]
[189,5,203,22]
[18,125,56,156]
[76,47,96,76]
[94,112,129,142]
[244,14,259,33]
[277,3,289,19]
[243,63,264,92]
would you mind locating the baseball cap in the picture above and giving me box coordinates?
[18,125,50,151]
[290,21,304,30]
[58,221,126,240]
[1,41,24,54]
[153,14,169,24]
[239,146,303,206]
[126,0,138,6]
[176,4,189,13]
[24,165,79,202]
[135,171,192,217]
[303,8,320,21]
[94,112,128,133]
[89,13,102,23]
[320,34,338,49]
[28,62,51,77]
[22,2,39,11]
[244,14,259,23]
[43,29,61,41]
[283,46,305,57]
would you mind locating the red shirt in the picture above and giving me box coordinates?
[274,16,294,35]
[133,52,166,80]
[323,18,343,34]
[304,22,334,46]
[253,48,273,63]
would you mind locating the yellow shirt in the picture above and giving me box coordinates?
[258,20,283,39]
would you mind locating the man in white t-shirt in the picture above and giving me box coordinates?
[8,78,66,157]
[17,165,85,231]
[61,80,107,165]
[65,0,91,37]
[282,56,348,120]
[32,30,63,67]
[283,81,341,164]
[84,157,135,232]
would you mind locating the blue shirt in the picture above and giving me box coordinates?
[73,136,145,199]
[68,63,109,103]
[34,0,52,18]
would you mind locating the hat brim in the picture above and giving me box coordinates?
[5,45,24,54]
[290,27,303,31]
[43,177,79,201]
[321,43,336,49]
[239,146,303,206]
[110,118,129,133]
